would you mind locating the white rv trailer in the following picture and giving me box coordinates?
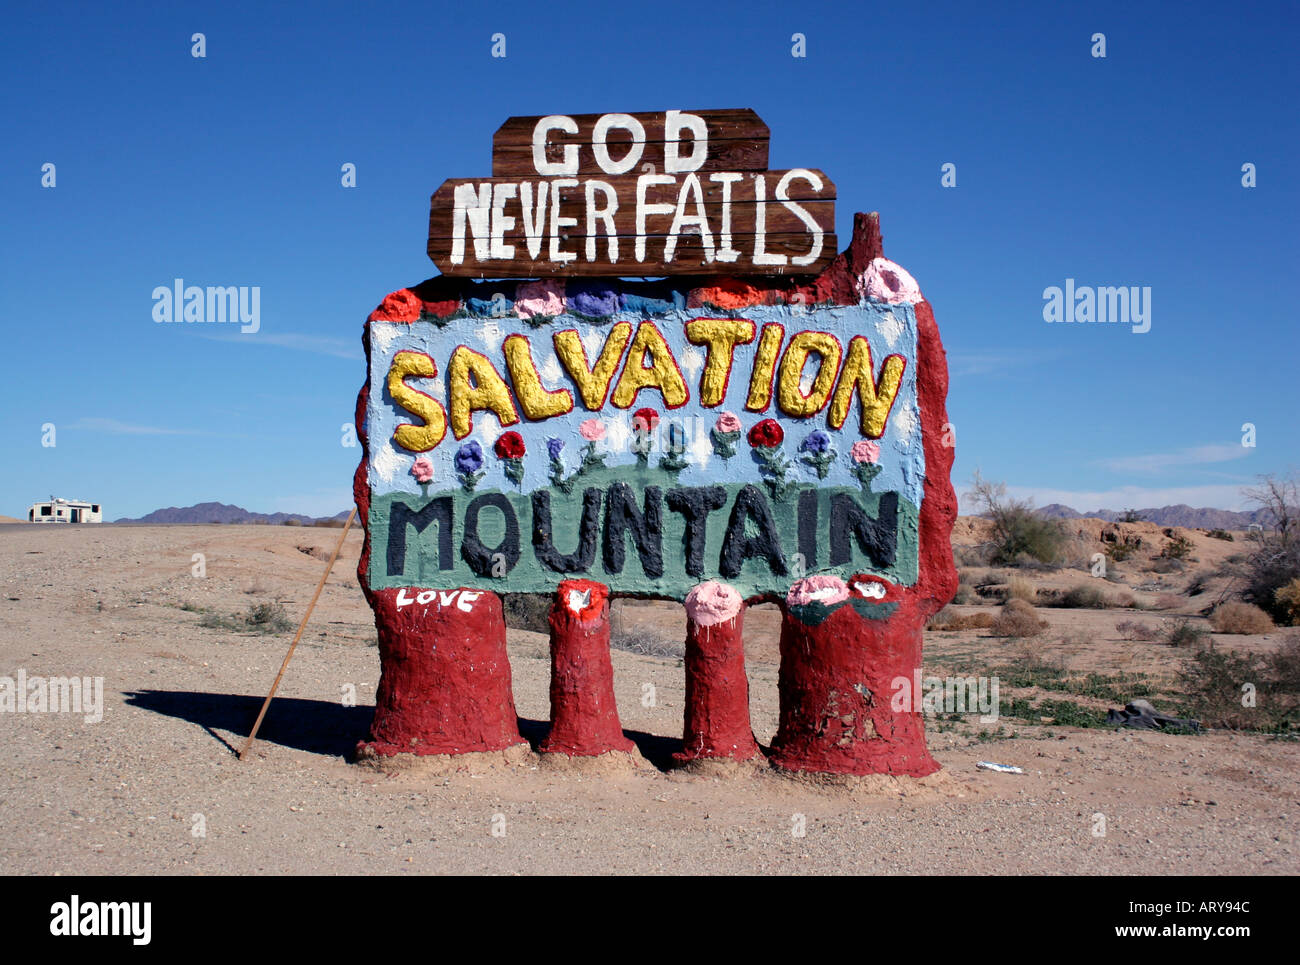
[27,497,103,524]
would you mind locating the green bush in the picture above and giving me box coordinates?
[1163,618,1210,649]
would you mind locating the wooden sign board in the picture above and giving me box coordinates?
[427,109,836,278]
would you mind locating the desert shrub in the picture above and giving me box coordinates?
[968,472,1066,565]
[1152,592,1182,611]
[1207,528,1234,541]
[1209,602,1275,635]
[500,593,552,632]
[1275,578,1300,626]
[1106,541,1137,562]
[200,601,293,634]
[1118,509,1145,523]
[1178,642,1300,731]
[1007,576,1037,603]
[1115,619,1160,642]
[991,598,1047,637]
[1149,557,1185,574]
[1057,583,1109,609]
[1162,618,1211,649]
[952,584,975,605]
[283,518,303,527]
[927,608,996,631]
[1113,592,1137,608]
[1161,533,1194,560]
[1186,573,1209,596]
[953,545,987,567]
[610,625,684,658]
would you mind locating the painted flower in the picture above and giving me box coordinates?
[800,430,832,454]
[714,411,742,434]
[369,288,422,323]
[747,418,784,448]
[799,430,836,480]
[410,456,434,484]
[494,431,526,460]
[454,441,486,493]
[659,422,690,474]
[455,441,484,474]
[632,407,660,433]
[546,437,566,460]
[579,419,606,441]
[851,440,881,464]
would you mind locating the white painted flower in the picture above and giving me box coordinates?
[539,351,564,386]
[679,345,704,381]
[877,311,903,348]
[604,414,631,456]
[580,328,607,361]
[369,322,403,358]
[894,402,917,442]
[373,442,402,485]
[478,321,505,353]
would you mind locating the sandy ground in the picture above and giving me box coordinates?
[0,522,1295,875]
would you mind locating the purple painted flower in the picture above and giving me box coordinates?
[800,430,832,454]
[454,440,484,474]
[547,437,565,460]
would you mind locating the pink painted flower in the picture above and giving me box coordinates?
[851,440,880,464]
[514,279,566,319]
[786,574,849,608]
[369,288,422,323]
[859,257,923,305]
[684,581,743,627]
[579,418,606,441]
[714,411,742,434]
[410,456,434,484]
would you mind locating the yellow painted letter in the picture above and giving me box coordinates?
[827,335,906,437]
[387,350,447,452]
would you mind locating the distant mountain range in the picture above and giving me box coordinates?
[110,500,1275,531]
[115,502,350,525]
[1035,503,1273,530]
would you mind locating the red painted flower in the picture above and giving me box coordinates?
[747,418,784,448]
[368,288,422,323]
[494,431,526,460]
[632,407,660,432]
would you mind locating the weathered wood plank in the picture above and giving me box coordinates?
[491,108,769,177]
[428,232,837,277]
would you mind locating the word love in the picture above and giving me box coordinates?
[428,108,836,277]
[393,587,483,612]
[385,319,905,452]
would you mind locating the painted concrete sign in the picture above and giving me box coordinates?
[354,106,959,780]
[427,108,836,277]
[364,294,923,601]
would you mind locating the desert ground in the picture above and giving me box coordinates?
[0,520,1295,875]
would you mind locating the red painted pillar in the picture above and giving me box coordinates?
[769,574,938,777]
[359,586,526,757]
[675,581,760,763]
[540,579,635,756]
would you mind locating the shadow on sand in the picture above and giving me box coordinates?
[124,690,683,769]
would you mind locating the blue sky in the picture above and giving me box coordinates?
[2,0,1295,520]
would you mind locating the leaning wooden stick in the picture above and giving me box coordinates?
[238,506,357,760]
